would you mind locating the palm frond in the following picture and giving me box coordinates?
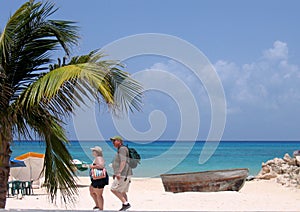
[107,67,143,114]
[0,0,79,100]
[0,68,12,109]
[13,53,142,202]
[1,0,143,204]
[19,63,108,116]
[11,104,78,202]
[20,54,143,118]
[68,50,97,65]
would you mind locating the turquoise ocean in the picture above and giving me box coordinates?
[11,141,300,177]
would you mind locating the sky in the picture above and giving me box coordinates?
[1,0,300,141]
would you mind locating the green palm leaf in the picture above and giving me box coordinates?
[0,0,79,100]
[0,0,143,207]
[21,105,78,203]
[14,52,142,204]
[20,53,143,116]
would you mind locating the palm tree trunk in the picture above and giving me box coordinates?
[0,125,12,209]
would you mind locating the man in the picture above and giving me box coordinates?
[110,135,132,211]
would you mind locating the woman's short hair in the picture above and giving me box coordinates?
[90,146,103,156]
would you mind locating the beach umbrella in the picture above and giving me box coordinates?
[9,159,26,168]
[72,159,89,171]
[10,152,45,181]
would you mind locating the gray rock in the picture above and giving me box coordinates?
[283,153,292,162]
[276,175,286,185]
[262,164,271,174]
[296,176,300,184]
[288,158,297,166]
[256,172,277,180]
[266,159,275,165]
[291,180,297,185]
[270,165,282,174]
[296,156,300,166]
[281,164,290,173]
[257,153,300,188]
[273,158,285,165]
[290,166,298,172]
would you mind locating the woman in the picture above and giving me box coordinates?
[89,146,109,211]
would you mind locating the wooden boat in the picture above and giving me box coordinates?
[161,168,249,193]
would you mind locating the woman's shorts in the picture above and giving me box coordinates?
[91,173,109,189]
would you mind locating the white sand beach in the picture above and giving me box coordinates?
[5,177,300,211]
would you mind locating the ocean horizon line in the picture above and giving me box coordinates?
[12,140,300,143]
[10,139,300,176]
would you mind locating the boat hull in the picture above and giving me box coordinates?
[161,168,249,193]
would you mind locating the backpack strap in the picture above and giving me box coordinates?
[118,145,130,180]
[124,145,131,180]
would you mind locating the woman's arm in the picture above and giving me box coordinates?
[90,157,105,169]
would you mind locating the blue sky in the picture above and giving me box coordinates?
[1,0,300,141]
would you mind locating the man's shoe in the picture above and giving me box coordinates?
[93,206,100,211]
[119,203,131,211]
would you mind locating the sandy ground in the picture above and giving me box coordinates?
[5,177,300,211]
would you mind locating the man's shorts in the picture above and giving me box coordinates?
[111,176,131,193]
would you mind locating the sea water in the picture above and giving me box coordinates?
[10,141,300,177]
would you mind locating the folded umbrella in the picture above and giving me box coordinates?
[10,152,44,181]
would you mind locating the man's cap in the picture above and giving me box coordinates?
[110,135,123,141]
[90,146,102,154]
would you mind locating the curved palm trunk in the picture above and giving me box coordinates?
[0,124,12,209]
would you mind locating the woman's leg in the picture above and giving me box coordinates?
[94,188,104,210]
[89,185,98,208]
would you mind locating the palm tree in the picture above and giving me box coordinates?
[0,1,142,208]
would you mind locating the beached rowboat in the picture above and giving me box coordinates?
[161,168,249,193]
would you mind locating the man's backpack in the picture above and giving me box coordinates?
[126,145,141,169]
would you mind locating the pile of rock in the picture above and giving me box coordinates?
[256,153,300,188]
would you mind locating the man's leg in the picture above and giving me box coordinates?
[111,177,131,211]
[122,192,128,202]
[111,178,127,204]
[111,189,127,204]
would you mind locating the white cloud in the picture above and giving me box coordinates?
[134,40,300,117]
[125,40,300,140]
[137,60,209,104]
[263,40,288,61]
[214,60,240,85]
[214,40,300,112]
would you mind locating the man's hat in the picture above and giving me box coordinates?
[110,135,123,141]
